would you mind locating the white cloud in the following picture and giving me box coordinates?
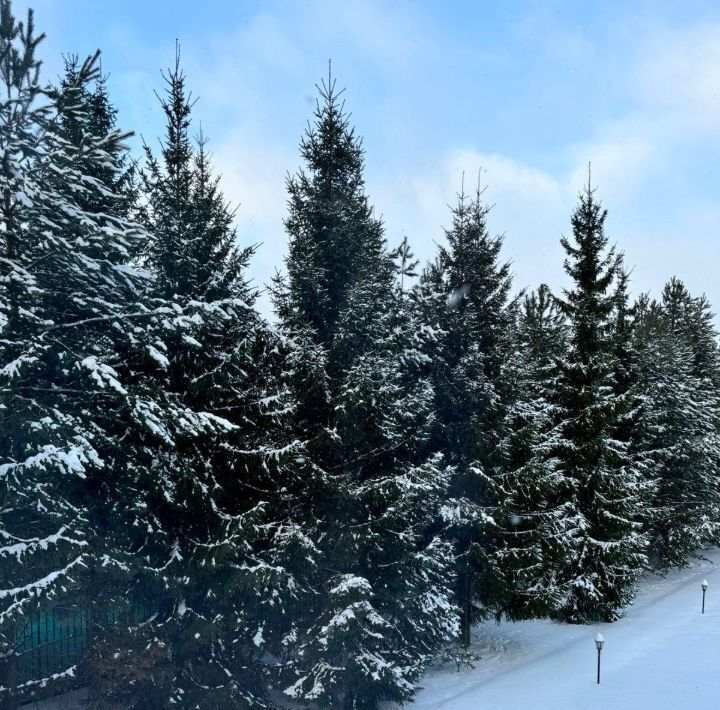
[209,129,292,304]
[32,0,718,317]
[368,150,572,297]
[201,7,720,321]
[632,22,720,129]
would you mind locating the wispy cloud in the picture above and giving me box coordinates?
[18,0,720,316]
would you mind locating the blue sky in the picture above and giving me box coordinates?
[16,0,720,315]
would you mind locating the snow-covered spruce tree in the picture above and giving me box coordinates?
[55,56,138,221]
[661,277,720,389]
[553,183,648,623]
[0,12,130,703]
[633,281,720,568]
[418,184,512,644]
[141,46,251,302]
[274,75,456,709]
[491,285,574,619]
[0,6,226,704]
[88,50,301,709]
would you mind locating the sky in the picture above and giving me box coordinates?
[14,0,720,316]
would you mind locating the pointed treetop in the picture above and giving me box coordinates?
[0,0,45,90]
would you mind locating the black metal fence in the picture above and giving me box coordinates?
[15,605,91,690]
[1,601,155,709]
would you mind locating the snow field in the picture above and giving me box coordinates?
[399,549,720,709]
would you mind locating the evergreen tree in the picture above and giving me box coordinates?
[552,182,648,622]
[275,74,456,709]
[634,281,720,568]
[419,183,513,644]
[0,15,92,702]
[0,6,222,704]
[492,285,573,619]
[93,49,300,708]
[0,10,121,702]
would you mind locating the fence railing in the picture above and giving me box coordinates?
[15,604,91,690]
[1,601,155,709]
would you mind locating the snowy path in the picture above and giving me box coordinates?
[399,549,720,709]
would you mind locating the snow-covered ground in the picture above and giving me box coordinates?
[399,549,720,709]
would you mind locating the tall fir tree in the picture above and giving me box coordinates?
[275,73,457,709]
[552,181,648,622]
[0,6,223,704]
[418,183,513,644]
[89,49,301,709]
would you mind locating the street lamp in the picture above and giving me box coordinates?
[702,580,709,614]
[595,633,605,685]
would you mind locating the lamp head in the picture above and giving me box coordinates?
[595,633,605,651]
[702,580,709,591]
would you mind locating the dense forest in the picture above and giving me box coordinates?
[2,2,719,708]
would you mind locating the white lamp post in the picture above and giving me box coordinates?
[595,633,605,684]
[702,580,709,614]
